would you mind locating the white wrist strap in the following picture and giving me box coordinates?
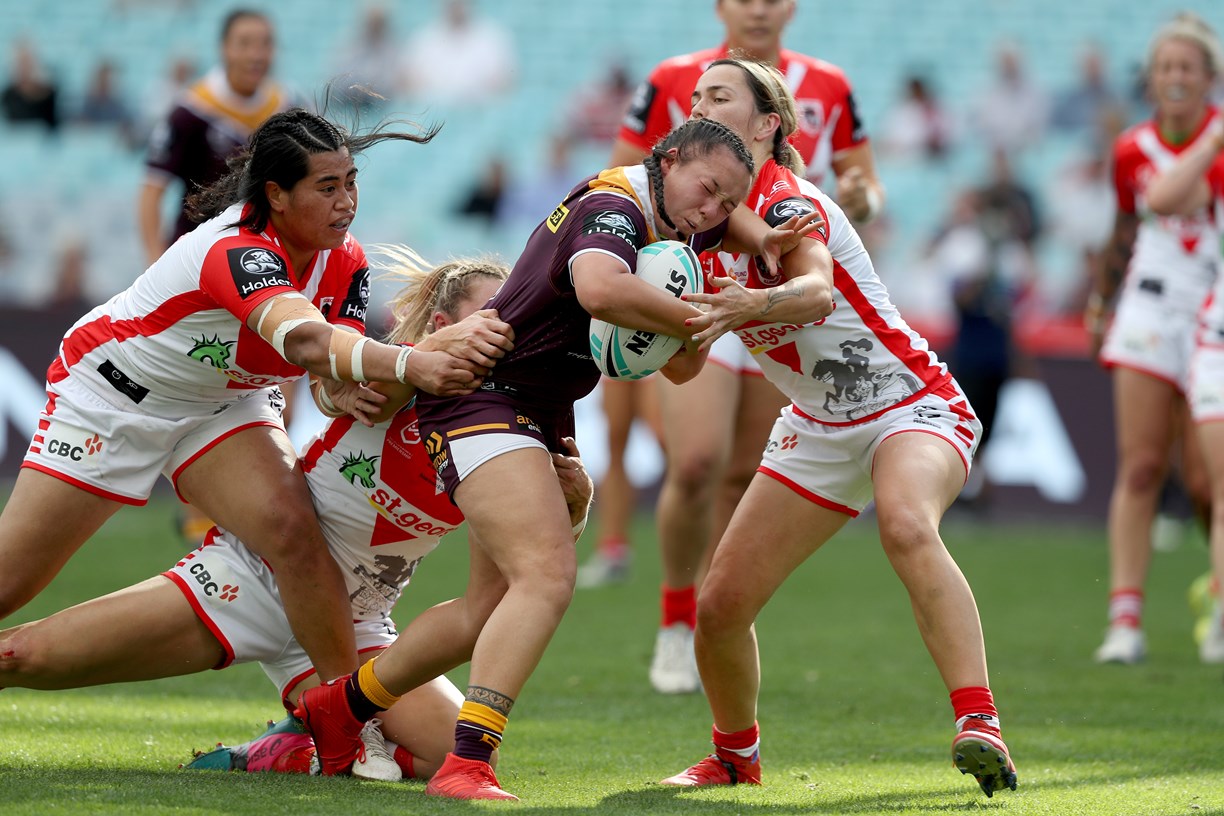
[395,345,414,384]
[316,384,343,417]
[572,514,589,539]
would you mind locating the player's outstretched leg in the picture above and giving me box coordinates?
[952,716,1018,797]
[294,677,368,776]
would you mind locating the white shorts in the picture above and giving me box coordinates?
[1189,343,1224,422]
[1100,285,1199,390]
[22,371,285,504]
[759,379,980,516]
[707,332,763,376]
[163,532,396,701]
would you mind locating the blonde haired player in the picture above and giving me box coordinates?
[0,248,592,783]
[0,108,513,690]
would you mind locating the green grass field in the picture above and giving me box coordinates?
[1,493,1222,815]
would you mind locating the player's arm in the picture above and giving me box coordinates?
[1084,209,1139,353]
[336,308,516,425]
[551,436,594,540]
[685,237,834,351]
[831,143,886,224]
[1146,123,1222,216]
[137,177,170,264]
[571,251,703,339]
[657,340,709,385]
[247,293,496,407]
[721,203,825,271]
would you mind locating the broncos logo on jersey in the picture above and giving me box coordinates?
[583,210,639,246]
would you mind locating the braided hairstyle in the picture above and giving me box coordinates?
[643,118,754,238]
[374,244,509,346]
[708,57,806,177]
[186,107,441,233]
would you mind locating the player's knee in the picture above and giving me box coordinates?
[1118,455,1167,495]
[667,452,722,498]
[695,591,751,637]
[0,623,48,681]
[877,510,939,562]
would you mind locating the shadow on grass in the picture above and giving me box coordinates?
[1,766,1221,816]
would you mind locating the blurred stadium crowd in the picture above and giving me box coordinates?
[0,0,1213,337]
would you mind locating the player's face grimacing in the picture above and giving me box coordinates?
[690,64,770,147]
[659,147,750,239]
[268,149,359,258]
[1149,37,1214,118]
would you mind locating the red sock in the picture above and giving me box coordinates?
[391,743,415,778]
[661,584,696,629]
[1108,588,1143,629]
[599,537,628,559]
[712,722,760,761]
[950,686,999,731]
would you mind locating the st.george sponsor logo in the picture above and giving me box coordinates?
[368,489,456,538]
[739,322,819,351]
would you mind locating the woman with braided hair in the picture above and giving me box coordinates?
[0,107,514,686]
[293,116,819,801]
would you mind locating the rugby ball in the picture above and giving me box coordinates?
[589,240,702,380]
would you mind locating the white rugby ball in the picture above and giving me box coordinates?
[589,240,702,380]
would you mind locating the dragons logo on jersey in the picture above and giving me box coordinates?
[187,335,236,369]
[339,452,380,489]
[767,197,817,224]
[583,210,638,246]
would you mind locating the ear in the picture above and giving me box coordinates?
[659,147,680,174]
[755,112,782,145]
[431,310,451,332]
[265,180,288,214]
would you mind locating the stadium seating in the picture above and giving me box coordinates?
[0,0,1213,314]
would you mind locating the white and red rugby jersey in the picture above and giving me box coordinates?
[618,45,868,187]
[48,202,369,412]
[299,408,464,619]
[711,160,948,425]
[1112,112,1220,308]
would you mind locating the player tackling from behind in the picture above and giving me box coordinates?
[655,57,1016,797]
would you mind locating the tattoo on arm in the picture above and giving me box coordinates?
[1099,213,1138,299]
[761,281,805,315]
[466,685,515,716]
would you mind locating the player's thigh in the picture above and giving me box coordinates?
[0,469,122,612]
[727,374,788,476]
[1112,367,1180,458]
[702,473,848,618]
[455,448,575,582]
[658,360,741,473]
[872,431,967,523]
[3,576,221,685]
[176,425,317,550]
[601,378,636,453]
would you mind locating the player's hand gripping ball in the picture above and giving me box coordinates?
[589,240,702,380]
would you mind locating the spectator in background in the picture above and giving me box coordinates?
[401,0,515,106]
[137,8,295,547]
[978,148,1041,250]
[1085,12,1220,666]
[455,156,509,229]
[880,73,954,162]
[968,42,1049,154]
[1051,43,1127,148]
[139,55,197,138]
[499,133,579,232]
[332,3,402,108]
[1047,148,1116,314]
[76,59,138,146]
[138,9,294,264]
[1,41,59,130]
[564,60,636,148]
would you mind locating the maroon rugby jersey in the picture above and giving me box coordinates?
[416,165,727,423]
